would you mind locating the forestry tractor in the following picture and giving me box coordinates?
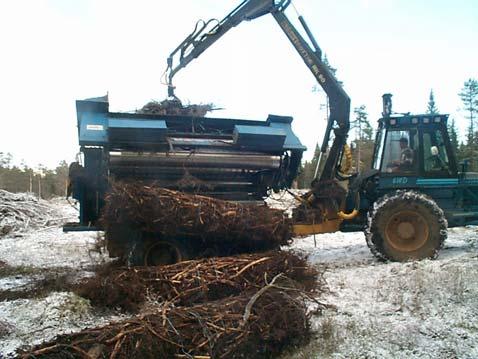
[65,0,478,264]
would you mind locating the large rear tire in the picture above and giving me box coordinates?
[128,237,190,266]
[366,191,447,261]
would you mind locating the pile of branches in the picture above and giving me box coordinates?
[21,252,327,358]
[20,286,312,359]
[101,182,292,253]
[0,190,62,237]
[74,251,323,312]
[138,99,214,117]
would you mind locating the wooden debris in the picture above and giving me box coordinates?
[138,99,214,117]
[20,285,315,359]
[74,251,323,312]
[101,182,292,257]
[0,190,62,237]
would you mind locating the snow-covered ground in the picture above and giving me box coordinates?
[0,197,116,356]
[1,194,477,358]
[287,229,478,359]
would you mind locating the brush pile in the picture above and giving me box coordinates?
[20,288,311,359]
[0,190,62,237]
[138,99,214,117]
[21,251,325,359]
[74,251,323,312]
[101,182,292,254]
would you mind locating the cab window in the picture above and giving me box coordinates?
[381,130,417,174]
[373,129,385,170]
[422,129,451,175]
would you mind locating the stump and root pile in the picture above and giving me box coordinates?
[74,251,323,312]
[20,251,327,359]
[18,182,326,358]
[21,288,311,359]
[101,182,293,260]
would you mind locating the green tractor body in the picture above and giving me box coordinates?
[342,95,478,261]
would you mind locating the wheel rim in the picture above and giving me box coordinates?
[144,241,183,266]
[384,210,429,252]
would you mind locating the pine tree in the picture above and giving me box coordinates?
[322,54,337,76]
[459,78,478,169]
[426,89,439,114]
[459,78,478,125]
[0,153,70,197]
[296,143,322,189]
[351,105,374,171]
[323,54,343,86]
[313,54,343,93]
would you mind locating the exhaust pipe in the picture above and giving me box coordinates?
[382,93,393,118]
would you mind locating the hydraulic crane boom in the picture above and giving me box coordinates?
[165,0,351,182]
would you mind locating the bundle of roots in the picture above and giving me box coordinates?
[21,252,327,358]
[20,286,313,359]
[74,251,323,312]
[101,182,292,255]
[138,99,214,117]
[292,179,347,225]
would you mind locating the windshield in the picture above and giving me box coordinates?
[381,129,417,173]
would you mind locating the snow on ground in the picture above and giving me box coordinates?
[0,196,107,269]
[0,196,113,357]
[286,228,478,359]
[0,227,105,269]
[0,192,477,358]
[0,191,66,238]
[0,292,121,356]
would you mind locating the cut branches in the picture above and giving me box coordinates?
[74,251,323,312]
[20,286,314,359]
[101,182,292,258]
[138,99,214,117]
[0,190,62,237]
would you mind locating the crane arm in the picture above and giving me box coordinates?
[165,0,350,182]
[166,0,286,97]
[270,11,350,180]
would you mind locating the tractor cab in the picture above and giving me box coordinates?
[372,94,457,180]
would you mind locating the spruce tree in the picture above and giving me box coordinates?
[447,118,460,160]
[448,119,459,151]
[426,89,439,114]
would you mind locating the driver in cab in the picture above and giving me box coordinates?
[389,137,414,172]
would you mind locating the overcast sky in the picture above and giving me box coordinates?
[0,0,477,168]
